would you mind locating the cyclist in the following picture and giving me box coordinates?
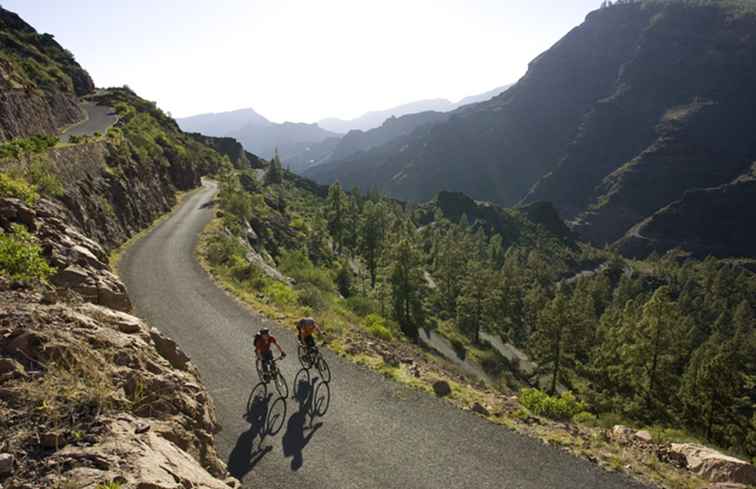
[254,327,286,374]
[296,317,323,353]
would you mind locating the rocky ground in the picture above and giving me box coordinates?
[0,196,238,488]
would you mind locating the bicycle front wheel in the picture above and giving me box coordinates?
[316,355,331,383]
[274,370,289,398]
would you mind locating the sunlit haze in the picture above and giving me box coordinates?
[5,0,600,122]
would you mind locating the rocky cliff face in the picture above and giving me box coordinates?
[0,8,239,485]
[0,7,94,141]
[0,193,239,488]
[308,1,756,259]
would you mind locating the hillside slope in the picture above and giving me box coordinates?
[0,8,240,487]
[308,1,756,258]
[0,7,94,141]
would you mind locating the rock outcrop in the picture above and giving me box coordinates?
[0,278,236,488]
[669,443,756,485]
[0,196,131,311]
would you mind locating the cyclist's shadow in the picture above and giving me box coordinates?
[282,369,331,471]
[228,382,287,479]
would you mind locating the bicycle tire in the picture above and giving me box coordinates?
[274,369,289,398]
[316,355,331,383]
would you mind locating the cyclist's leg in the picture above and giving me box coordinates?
[262,350,273,372]
[305,334,316,351]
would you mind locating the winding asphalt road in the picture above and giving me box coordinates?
[60,101,118,142]
[120,181,648,489]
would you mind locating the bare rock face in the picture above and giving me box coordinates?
[44,415,231,489]
[0,197,132,311]
[670,443,756,485]
[0,282,229,487]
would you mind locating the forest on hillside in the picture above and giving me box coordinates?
[205,157,755,459]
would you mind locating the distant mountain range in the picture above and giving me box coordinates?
[317,85,510,133]
[177,108,270,137]
[176,84,511,165]
[306,1,756,260]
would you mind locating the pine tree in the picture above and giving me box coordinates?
[530,289,573,394]
[679,336,739,441]
[626,286,687,414]
[326,182,346,254]
[360,201,389,288]
[265,148,284,184]
[456,260,496,344]
[390,239,425,339]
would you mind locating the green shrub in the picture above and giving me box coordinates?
[0,224,54,281]
[278,249,335,291]
[450,337,466,360]
[477,349,509,376]
[346,295,377,317]
[0,173,38,204]
[335,260,352,297]
[26,158,64,197]
[264,282,297,307]
[298,284,327,311]
[0,134,58,159]
[364,313,394,341]
[520,389,587,420]
[572,411,599,427]
[205,232,245,266]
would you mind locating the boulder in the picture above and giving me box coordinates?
[150,328,191,371]
[432,380,452,397]
[49,416,230,489]
[0,453,13,475]
[634,430,653,443]
[0,357,23,375]
[471,402,490,416]
[670,443,756,485]
[52,264,90,288]
[610,425,634,445]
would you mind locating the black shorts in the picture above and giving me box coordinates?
[303,335,316,348]
[261,350,273,363]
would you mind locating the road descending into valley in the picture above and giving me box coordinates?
[120,181,648,489]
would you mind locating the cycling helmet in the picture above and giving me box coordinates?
[259,327,270,335]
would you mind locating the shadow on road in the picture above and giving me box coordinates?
[200,199,217,209]
[228,382,287,480]
[282,373,330,471]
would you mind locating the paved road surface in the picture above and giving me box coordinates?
[60,101,117,142]
[120,181,648,489]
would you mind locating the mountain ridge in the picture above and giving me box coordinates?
[306,0,756,259]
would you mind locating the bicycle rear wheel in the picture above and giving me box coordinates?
[316,355,331,383]
[274,369,289,398]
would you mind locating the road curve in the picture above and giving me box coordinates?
[120,181,648,489]
[61,101,118,142]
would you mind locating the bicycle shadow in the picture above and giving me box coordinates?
[282,371,331,471]
[228,382,288,479]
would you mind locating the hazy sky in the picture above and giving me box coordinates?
[6,0,600,122]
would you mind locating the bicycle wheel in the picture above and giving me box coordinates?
[255,359,266,382]
[274,369,289,398]
[316,355,331,383]
[266,396,287,436]
[314,381,331,417]
[298,344,313,369]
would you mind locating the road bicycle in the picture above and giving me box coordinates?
[297,341,331,383]
[256,354,289,398]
